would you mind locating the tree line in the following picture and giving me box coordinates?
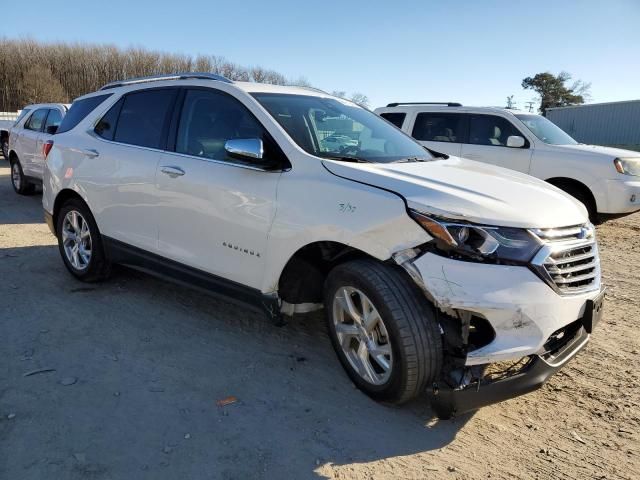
[0,38,369,111]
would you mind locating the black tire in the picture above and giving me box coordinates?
[1,140,8,160]
[324,259,443,404]
[9,157,35,195]
[56,198,111,282]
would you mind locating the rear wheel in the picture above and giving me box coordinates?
[324,259,443,404]
[1,139,8,160]
[10,158,35,195]
[56,199,111,282]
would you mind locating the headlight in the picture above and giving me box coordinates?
[613,157,640,176]
[409,210,542,263]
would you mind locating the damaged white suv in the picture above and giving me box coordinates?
[43,74,605,417]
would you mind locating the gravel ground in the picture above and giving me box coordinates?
[0,163,638,479]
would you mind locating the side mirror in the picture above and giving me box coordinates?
[225,138,264,161]
[506,135,525,148]
[46,125,58,135]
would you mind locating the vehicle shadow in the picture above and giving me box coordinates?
[1,240,471,479]
[0,166,45,225]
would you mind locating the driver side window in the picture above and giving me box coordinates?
[176,89,273,164]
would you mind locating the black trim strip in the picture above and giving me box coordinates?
[103,236,283,324]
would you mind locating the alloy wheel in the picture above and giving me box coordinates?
[11,162,21,190]
[332,286,393,385]
[62,210,92,271]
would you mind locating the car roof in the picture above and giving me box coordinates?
[73,76,334,103]
[374,104,538,117]
[22,103,70,110]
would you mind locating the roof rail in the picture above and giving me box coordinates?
[386,102,462,107]
[99,72,233,91]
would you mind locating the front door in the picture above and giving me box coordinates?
[460,114,533,173]
[156,88,283,289]
[409,112,465,157]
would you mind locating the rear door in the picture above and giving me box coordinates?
[32,108,64,178]
[155,87,283,288]
[19,108,48,175]
[460,114,533,173]
[90,88,178,252]
[409,112,465,156]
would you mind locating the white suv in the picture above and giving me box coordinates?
[375,103,640,220]
[43,74,605,417]
[7,103,68,194]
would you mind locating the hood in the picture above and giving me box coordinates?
[322,157,588,229]
[551,143,640,159]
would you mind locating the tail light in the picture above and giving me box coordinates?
[43,140,54,160]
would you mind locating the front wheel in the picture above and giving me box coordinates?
[1,140,8,160]
[56,199,111,282]
[324,259,443,404]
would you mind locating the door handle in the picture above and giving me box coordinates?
[82,149,100,158]
[70,147,100,158]
[160,166,185,178]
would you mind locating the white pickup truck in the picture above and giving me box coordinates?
[375,103,640,220]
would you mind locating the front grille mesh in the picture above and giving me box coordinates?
[531,224,600,294]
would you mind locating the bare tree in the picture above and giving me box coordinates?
[18,64,68,104]
[350,93,369,108]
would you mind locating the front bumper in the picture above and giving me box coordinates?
[601,178,640,214]
[411,252,602,365]
[407,251,604,417]
[429,321,592,418]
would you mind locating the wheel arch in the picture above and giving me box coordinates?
[52,189,90,235]
[276,240,383,305]
[545,176,598,214]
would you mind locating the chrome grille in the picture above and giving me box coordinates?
[530,224,601,295]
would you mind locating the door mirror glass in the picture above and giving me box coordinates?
[506,135,525,148]
[46,125,58,135]
[225,138,264,161]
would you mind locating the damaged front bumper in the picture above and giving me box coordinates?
[399,250,605,417]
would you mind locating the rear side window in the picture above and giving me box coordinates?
[412,113,464,142]
[380,112,406,128]
[24,109,48,131]
[468,115,525,147]
[114,89,177,149]
[58,94,112,134]
[44,109,63,131]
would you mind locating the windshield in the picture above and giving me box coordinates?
[14,108,31,125]
[514,114,578,145]
[252,93,432,163]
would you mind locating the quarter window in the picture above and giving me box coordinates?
[114,89,177,149]
[24,109,48,132]
[175,89,275,164]
[412,113,464,143]
[380,112,406,128]
[468,115,525,147]
[95,98,124,141]
[44,109,63,131]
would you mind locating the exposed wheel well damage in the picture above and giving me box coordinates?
[277,241,376,305]
[52,189,87,234]
[546,177,597,215]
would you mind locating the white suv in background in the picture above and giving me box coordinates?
[43,74,604,418]
[7,103,68,194]
[375,103,640,220]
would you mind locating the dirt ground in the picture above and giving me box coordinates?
[0,163,637,480]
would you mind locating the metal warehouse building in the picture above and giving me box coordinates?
[546,100,640,152]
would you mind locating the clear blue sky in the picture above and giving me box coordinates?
[3,0,639,109]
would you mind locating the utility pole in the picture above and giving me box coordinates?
[506,95,515,109]
[525,101,535,113]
